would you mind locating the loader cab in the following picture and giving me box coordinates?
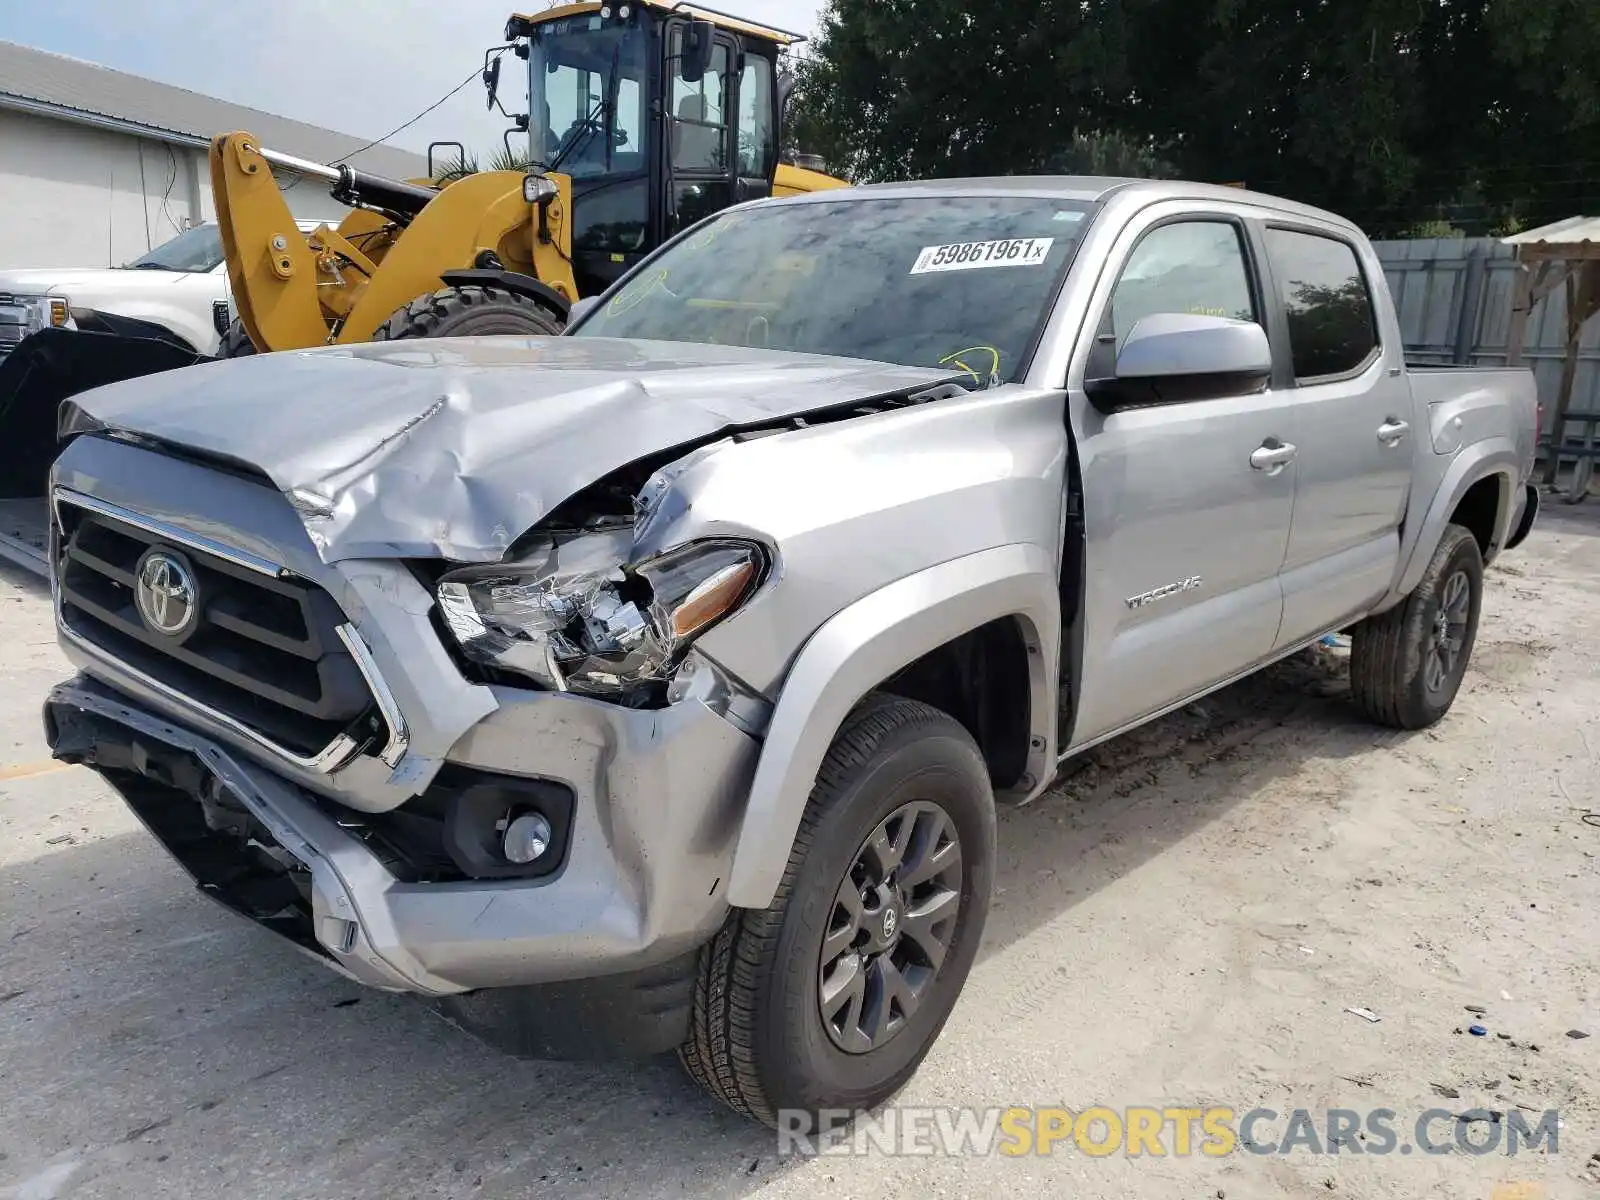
[508,2,789,296]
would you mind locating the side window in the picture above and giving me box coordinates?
[1263,228,1379,380]
[737,56,776,178]
[1110,221,1258,346]
[669,31,729,172]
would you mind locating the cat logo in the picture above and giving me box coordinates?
[1125,576,1204,610]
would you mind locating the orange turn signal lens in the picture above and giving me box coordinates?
[670,560,757,639]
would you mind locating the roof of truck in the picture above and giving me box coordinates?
[774,175,1360,230]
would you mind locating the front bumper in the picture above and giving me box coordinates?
[45,670,759,1000]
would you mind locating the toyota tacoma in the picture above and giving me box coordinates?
[42,177,1539,1126]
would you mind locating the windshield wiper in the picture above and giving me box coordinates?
[544,44,621,174]
[127,262,175,271]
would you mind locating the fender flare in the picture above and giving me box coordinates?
[725,543,1061,909]
[1387,439,1518,605]
[437,269,571,320]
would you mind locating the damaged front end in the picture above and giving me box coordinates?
[418,439,776,737]
[434,514,763,706]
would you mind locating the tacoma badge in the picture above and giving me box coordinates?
[1126,576,1203,610]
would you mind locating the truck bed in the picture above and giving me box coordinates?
[0,498,48,577]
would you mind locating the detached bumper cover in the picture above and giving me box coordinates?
[45,672,758,999]
[1504,482,1539,551]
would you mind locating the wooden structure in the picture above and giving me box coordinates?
[1502,217,1600,487]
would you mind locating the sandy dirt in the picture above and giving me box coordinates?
[2,508,1597,1200]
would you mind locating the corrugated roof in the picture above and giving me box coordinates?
[0,40,428,180]
[1501,216,1600,246]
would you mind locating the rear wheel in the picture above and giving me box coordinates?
[1350,523,1484,729]
[372,284,565,341]
[217,319,256,358]
[680,693,995,1128]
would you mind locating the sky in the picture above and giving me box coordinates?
[0,0,825,161]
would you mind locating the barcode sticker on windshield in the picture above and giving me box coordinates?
[910,237,1055,274]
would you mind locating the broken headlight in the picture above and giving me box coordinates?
[435,533,764,700]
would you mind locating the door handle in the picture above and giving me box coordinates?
[1250,440,1297,474]
[1378,418,1410,446]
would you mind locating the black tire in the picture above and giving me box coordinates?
[681,693,996,1128]
[217,318,256,358]
[371,284,565,341]
[1350,523,1484,730]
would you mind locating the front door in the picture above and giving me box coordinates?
[1261,225,1414,648]
[1066,210,1298,747]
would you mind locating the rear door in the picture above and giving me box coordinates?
[1064,204,1298,746]
[1260,225,1414,648]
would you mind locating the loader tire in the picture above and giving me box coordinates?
[372,285,565,341]
[217,319,256,358]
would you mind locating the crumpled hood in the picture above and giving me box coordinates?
[63,335,954,562]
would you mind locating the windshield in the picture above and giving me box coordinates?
[528,17,647,179]
[572,196,1093,385]
[126,224,224,272]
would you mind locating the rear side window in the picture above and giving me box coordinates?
[1264,228,1379,380]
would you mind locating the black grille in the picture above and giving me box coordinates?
[57,505,379,759]
[212,299,232,338]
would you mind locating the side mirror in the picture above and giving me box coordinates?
[681,20,716,84]
[483,56,502,111]
[778,69,797,119]
[1087,313,1271,412]
[568,296,600,327]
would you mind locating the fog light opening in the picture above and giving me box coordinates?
[502,811,553,864]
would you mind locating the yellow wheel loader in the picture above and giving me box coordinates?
[215,0,845,356]
[0,0,843,570]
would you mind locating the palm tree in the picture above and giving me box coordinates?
[433,145,536,183]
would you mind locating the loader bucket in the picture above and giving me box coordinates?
[0,325,209,500]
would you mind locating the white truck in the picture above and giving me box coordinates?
[0,220,319,363]
[0,221,324,572]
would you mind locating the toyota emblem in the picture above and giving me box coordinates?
[134,548,200,639]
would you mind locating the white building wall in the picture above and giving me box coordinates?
[0,108,350,269]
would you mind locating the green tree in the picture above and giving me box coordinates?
[795,0,1600,236]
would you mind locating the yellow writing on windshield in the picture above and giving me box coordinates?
[939,345,1003,388]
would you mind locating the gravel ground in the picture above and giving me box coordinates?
[2,508,1596,1200]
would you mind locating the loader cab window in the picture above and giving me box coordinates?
[529,14,651,288]
[668,31,730,173]
[737,56,776,179]
[528,16,648,179]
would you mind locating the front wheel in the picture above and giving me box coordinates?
[680,694,996,1128]
[371,284,565,340]
[1350,523,1484,729]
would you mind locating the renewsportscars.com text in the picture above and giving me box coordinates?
[777,1106,1561,1158]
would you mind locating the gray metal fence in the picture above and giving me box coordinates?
[1373,237,1600,437]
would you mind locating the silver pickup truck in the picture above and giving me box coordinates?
[42,177,1539,1127]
